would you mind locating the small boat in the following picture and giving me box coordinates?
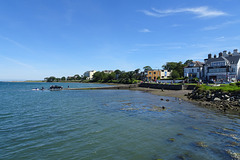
[49,85,63,91]
[32,88,39,91]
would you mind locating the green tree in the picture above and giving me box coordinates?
[171,70,180,79]
[184,59,193,65]
[61,76,66,81]
[134,68,141,80]
[162,61,185,77]
[74,74,81,80]
[143,66,152,72]
[162,62,178,71]
[106,72,116,82]
[92,71,107,82]
[114,69,122,80]
[47,76,56,82]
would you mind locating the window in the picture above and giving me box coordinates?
[192,69,194,72]
[197,69,200,72]
[209,68,226,73]
[154,72,156,74]
[211,61,225,67]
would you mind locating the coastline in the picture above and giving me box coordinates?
[130,87,240,115]
[129,87,191,101]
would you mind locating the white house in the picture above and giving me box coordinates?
[83,70,96,80]
[160,69,172,79]
[184,61,204,79]
[103,70,114,74]
[204,49,240,82]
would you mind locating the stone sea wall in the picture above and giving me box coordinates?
[139,83,196,90]
[187,88,240,113]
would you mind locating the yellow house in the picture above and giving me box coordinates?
[146,70,161,81]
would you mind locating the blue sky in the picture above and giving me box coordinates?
[1,0,240,80]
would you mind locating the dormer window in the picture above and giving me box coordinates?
[211,61,225,67]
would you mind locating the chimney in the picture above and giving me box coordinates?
[208,53,212,59]
[204,59,208,63]
[223,50,227,54]
[214,54,217,58]
[219,52,223,57]
[233,49,238,55]
[228,51,232,55]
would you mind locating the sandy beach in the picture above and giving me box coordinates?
[130,87,192,101]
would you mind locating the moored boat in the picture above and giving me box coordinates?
[49,85,63,90]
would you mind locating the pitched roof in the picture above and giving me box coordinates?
[205,55,240,66]
[185,61,204,68]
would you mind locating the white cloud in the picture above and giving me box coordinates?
[141,6,227,18]
[139,28,151,33]
[215,36,225,41]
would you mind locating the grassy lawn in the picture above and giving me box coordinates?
[197,83,240,92]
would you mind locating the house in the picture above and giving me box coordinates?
[146,70,161,81]
[103,70,114,74]
[160,69,172,79]
[184,61,204,79]
[145,69,172,81]
[83,70,96,80]
[203,49,240,82]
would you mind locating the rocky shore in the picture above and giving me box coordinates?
[186,87,240,114]
[130,86,240,115]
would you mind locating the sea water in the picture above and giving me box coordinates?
[0,82,239,160]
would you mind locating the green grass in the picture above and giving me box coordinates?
[196,83,240,92]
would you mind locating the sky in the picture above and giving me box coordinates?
[1,0,240,80]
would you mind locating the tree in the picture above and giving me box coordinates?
[105,72,116,82]
[171,70,180,79]
[47,76,56,82]
[184,59,193,65]
[92,71,108,82]
[134,68,140,74]
[61,76,66,81]
[134,68,141,80]
[127,71,135,83]
[74,74,81,80]
[143,66,152,72]
[114,69,122,80]
[114,69,122,75]
[162,62,178,71]
[162,61,185,77]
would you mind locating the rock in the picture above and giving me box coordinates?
[177,133,184,136]
[166,99,169,102]
[160,98,164,101]
[225,149,240,160]
[177,153,192,160]
[226,141,239,147]
[194,141,208,148]
[214,97,221,101]
[225,95,230,98]
[167,138,175,142]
